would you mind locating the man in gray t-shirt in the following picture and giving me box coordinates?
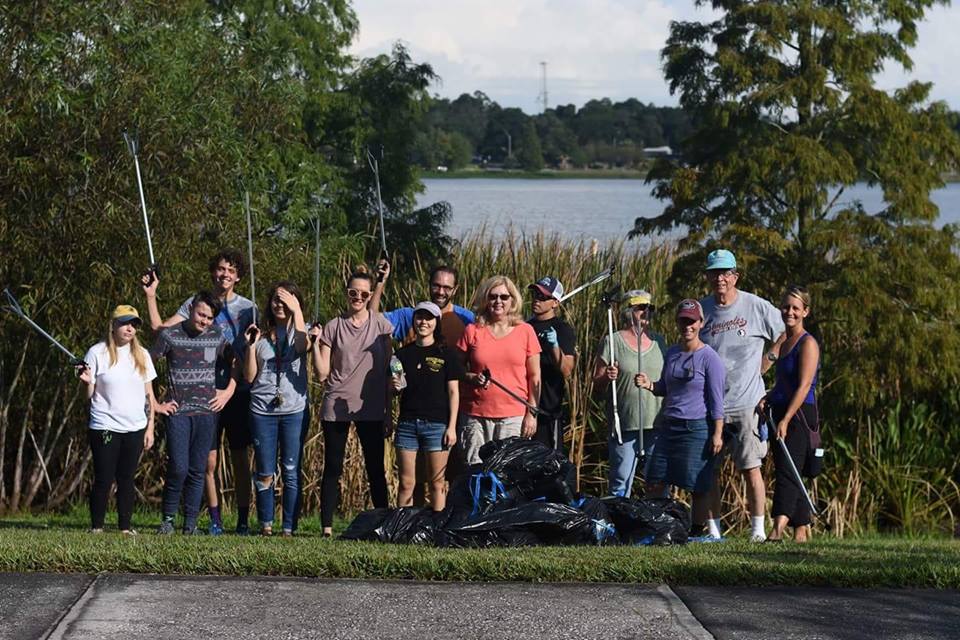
[699,249,785,541]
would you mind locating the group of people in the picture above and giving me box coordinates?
[80,246,821,543]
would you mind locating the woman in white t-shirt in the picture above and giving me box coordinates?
[78,305,157,534]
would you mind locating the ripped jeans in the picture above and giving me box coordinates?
[250,410,305,532]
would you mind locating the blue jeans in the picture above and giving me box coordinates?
[608,429,655,498]
[162,413,217,529]
[251,410,305,532]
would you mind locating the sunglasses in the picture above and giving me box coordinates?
[347,288,371,301]
[531,291,552,302]
[488,293,512,302]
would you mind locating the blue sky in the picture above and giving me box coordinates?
[350,0,960,113]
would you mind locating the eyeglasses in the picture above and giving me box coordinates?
[487,293,512,302]
[430,283,455,292]
[347,288,371,301]
[706,269,737,278]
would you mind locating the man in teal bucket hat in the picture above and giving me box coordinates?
[699,249,785,541]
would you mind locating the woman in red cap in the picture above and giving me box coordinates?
[78,304,157,534]
[636,299,725,535]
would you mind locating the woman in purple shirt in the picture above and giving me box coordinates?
[636,299,725,533]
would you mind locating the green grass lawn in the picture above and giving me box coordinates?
[1,508,958,588]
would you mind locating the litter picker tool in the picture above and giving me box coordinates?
[123,131,158,284]
[366,147,389,282]
[558,265,614,303]
[480,367,541,416]
[601,284,623,445]
[3,288,85,368]
[244,191,258,324]
[633,312,645,458]
[312,216,321,325]
[767,406,818,516]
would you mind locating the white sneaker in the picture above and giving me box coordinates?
[750,532,767,542]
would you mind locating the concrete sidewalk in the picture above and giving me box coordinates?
[1,573,958,640]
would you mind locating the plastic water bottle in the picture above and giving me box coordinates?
[390,355,406,390]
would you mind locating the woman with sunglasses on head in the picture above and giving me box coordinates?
[592,290,666,497]
[78,305,158,534]
[456,275,541,466]
[312,269,393,537]
[761,285,820,543]
[636,299,725,535]
[244,282,309,537]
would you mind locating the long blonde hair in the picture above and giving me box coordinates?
[106,321,148,378]
[470,275,525,327]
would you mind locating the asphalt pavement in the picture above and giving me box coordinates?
[0,573,957,640]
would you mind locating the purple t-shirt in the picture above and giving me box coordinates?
[320,312,393,422]
[652,344,726,421]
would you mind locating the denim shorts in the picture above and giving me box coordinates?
[644,417,717,494]
[395,419,447,452]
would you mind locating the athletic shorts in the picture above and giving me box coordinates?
[214,389,253,450]
[719,406,768,470]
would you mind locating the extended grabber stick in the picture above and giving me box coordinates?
[767,406,818,516]
[558,265,614,303]
[601,284,623,445]
[366,147,389,281]
[3,288,86,369]
[123,131,158,284]
[480,367,540,417]
[244,191,258,325]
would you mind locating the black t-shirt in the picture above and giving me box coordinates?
[528,316,577,417]
[396,343,465,423]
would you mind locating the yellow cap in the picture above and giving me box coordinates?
[112,304,142,326]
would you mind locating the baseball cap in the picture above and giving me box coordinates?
[529,276,564,301]
[705,249,737,271]
[622,289,653,308]
[112,304,142,326]
[675,299,704,322]
[413,301,442,318]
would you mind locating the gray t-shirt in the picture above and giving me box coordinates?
[700,290,784,412]
[249,328,308,416]
[599,331,665,431]
[320,313,393,422]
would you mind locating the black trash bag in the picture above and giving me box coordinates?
[571,495,619,545]
[600,496,691,545]
[446,501,601,547]
[340,507,437,544]
[477,438,576,504]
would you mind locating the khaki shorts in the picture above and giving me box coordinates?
[720,406,768,471]
[462,415,523,465]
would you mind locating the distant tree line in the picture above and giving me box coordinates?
[411,92,697,171]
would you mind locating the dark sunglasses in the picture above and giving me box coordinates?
[488,293,512,302]
[531,291,552,302]
[347,288,371,301]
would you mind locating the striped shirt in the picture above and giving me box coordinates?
[151,322,231,416]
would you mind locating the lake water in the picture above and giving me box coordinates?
[418,178,960,241]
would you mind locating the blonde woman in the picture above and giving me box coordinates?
[456,275,541,465]
[78,305,157,534]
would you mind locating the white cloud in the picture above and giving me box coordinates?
[350,1,960,112]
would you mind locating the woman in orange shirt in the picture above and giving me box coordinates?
[456,275,541,466]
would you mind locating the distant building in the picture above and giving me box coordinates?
[643,146,673,158]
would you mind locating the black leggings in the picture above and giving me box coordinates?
[88,429,144,530]
[320,420,389,527]
[771,403,817,527]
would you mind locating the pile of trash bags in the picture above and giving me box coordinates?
[342,438,691,547]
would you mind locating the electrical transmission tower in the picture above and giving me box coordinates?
[537,61,548,113]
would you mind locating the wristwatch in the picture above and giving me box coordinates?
[766,351,778,362]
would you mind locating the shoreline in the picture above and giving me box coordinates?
[422,168,960,183]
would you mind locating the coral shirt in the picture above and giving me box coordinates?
[457,322,541,418]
